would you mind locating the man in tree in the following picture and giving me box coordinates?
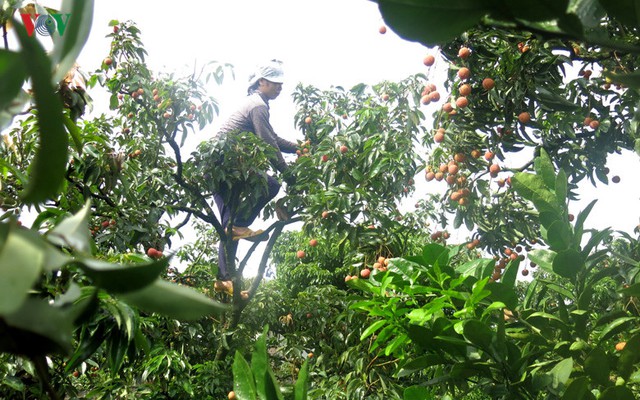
[214,59,298,293]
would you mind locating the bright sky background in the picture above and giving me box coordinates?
[8,1,640,274]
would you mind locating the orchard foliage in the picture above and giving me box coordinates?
[281,77,434,258]
[1,0,640,399]
[351,151,640,398]
[0,3,237,397]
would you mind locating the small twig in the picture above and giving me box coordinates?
[2,20,9,50]
[66,175,118,207]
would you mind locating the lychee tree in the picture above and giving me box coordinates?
[331,1,640,399]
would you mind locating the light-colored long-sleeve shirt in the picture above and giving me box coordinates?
[218,92,297,172]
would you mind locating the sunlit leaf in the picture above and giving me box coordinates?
[534,148,556,190]
[548,358,573,390]
[294,359,309,400]
[546,220,572,251]
[233,350,257,400]
[252,327,269,400]
[528,249,556,273]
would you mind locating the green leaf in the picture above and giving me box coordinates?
[512,173,560,214]
[599,386,636,400]
[584,348,610,385]
[549,358,573,390]
[599,316,637,342]
[403,385,434,400]
[422,243,449,267]
[501,0,569,21]
[573,199,597,244]
[264,368,284,400]
[463,319,494,353]
[64,113,84,154]
[119,279,230,320]
[361,320,387,341]
[456,258,493,278]
[561,377,595,400]
[233,350,257,400]
[604,69,640,89]
[620,282,640,297]
[385,333,409,356]
[0,297,75,356]
[555,169,568,205]
[397,355,445,378]
[552,248,585,280]
[546,220,573,251]
[14,20,68,204]
[500,258,520,288]
[51,0,95,82]
[377,0,488,46]
[582,228,612,257]
[294,359,309,400]
[76,257,169,294]
[65,323,106,371]
[536,86,581,112]
[0,50,27,111]
[252,328,269,400]
[598,0,640,27]
[486,282,519,310]
[107,330,128,374]
[618,333,640,380]
[534,148,556,190]
[0,227,44,315]
[569,0,607,29]
[528,249,556,273]
[47,200,92,252]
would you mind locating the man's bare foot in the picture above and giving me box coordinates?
[232,226,268,242]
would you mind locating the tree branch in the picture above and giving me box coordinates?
[162,130,226,240]
[172,206,215,225]
[173,211,192,231]
[65,173,118,208]
[236,216,302,276]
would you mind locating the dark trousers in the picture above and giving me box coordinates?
[214,175,281,280]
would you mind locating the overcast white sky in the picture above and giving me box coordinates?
[8,1,640,273]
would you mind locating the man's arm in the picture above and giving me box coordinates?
[274,136,298,154]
